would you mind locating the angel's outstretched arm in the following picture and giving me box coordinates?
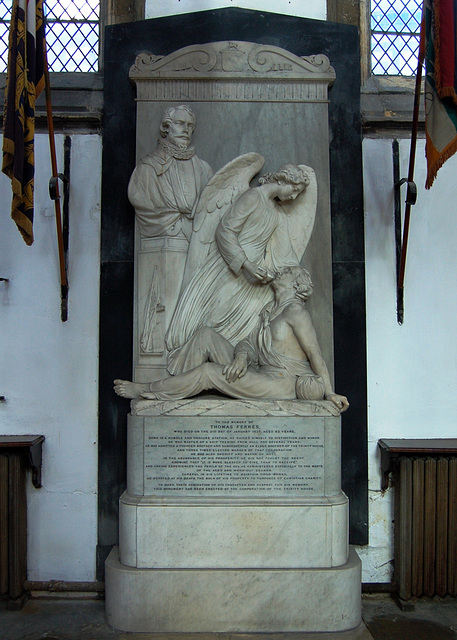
[181,153,264,289]
[215,189,261,274]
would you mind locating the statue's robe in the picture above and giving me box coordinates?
[166,187,299,369]
[128,144,213,239]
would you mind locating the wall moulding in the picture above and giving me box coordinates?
[129,41,336,102]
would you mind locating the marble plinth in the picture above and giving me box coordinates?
[105,546,362,633]
[107,399,361,632]
[119,491,349,569]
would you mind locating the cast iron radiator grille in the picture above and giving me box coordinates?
[395,456,457,599]
[371,0,422,75]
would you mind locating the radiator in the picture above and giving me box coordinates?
[395,456,457,599]
[0,452,27,601]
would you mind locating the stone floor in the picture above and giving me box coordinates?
[1,593,457,640]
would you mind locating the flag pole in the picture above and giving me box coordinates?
[396,20,425,324]
[42,36,69,322]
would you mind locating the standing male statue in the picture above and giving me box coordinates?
[128,104,213,241]
[127,105,213,364]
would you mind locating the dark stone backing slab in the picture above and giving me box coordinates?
[99,7,367,579]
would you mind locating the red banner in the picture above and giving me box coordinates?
[423,0,457,188]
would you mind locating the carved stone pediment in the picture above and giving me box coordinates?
[129,41,335,103]
[130,41,335,82]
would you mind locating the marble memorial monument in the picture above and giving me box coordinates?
[105,41,362,634]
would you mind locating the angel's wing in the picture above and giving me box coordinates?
[283,165,318,262]
[193,152,265,235]
[181,152,264,291]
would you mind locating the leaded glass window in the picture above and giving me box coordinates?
[0,0,99,73]
[371,0,422,75]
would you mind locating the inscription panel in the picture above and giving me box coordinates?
[143,416,325,497]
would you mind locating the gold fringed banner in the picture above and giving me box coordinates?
[2,0,45,245]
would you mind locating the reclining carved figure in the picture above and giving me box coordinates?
[114,266,349,412]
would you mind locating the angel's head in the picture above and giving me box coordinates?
[258,164,310,203]
[160,105,196,149]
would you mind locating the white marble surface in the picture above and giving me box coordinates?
[119,491,349,569]
[129,42,336,382]
[126,411,341,498]
[134,98,334,378]
[129,103,213,379]
[134,235,189,379]
[131,397,341,416]
[105,546,362,633]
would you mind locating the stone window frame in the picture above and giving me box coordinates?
[327,0,422,132]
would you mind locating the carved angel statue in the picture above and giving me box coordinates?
[114,265,349,412]
[165,154,318,375]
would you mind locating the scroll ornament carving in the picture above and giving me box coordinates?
[129,53,164,75]
[300,54,333,73]
[247,45,333,75]
[129,42,335,81]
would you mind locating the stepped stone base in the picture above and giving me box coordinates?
[105,546,362,633]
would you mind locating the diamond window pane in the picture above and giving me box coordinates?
[0,0,99,73]
[371,0,422,75]
[0,23,8,64]
[46,22,99,71]
[0,3,9,20]
[46,0,98,21]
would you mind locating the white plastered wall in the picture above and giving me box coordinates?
[2,7,457,585]
[145,0,326,20]
[359,137,457,582]
[0,134,102,581]
[0,0,328,586]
